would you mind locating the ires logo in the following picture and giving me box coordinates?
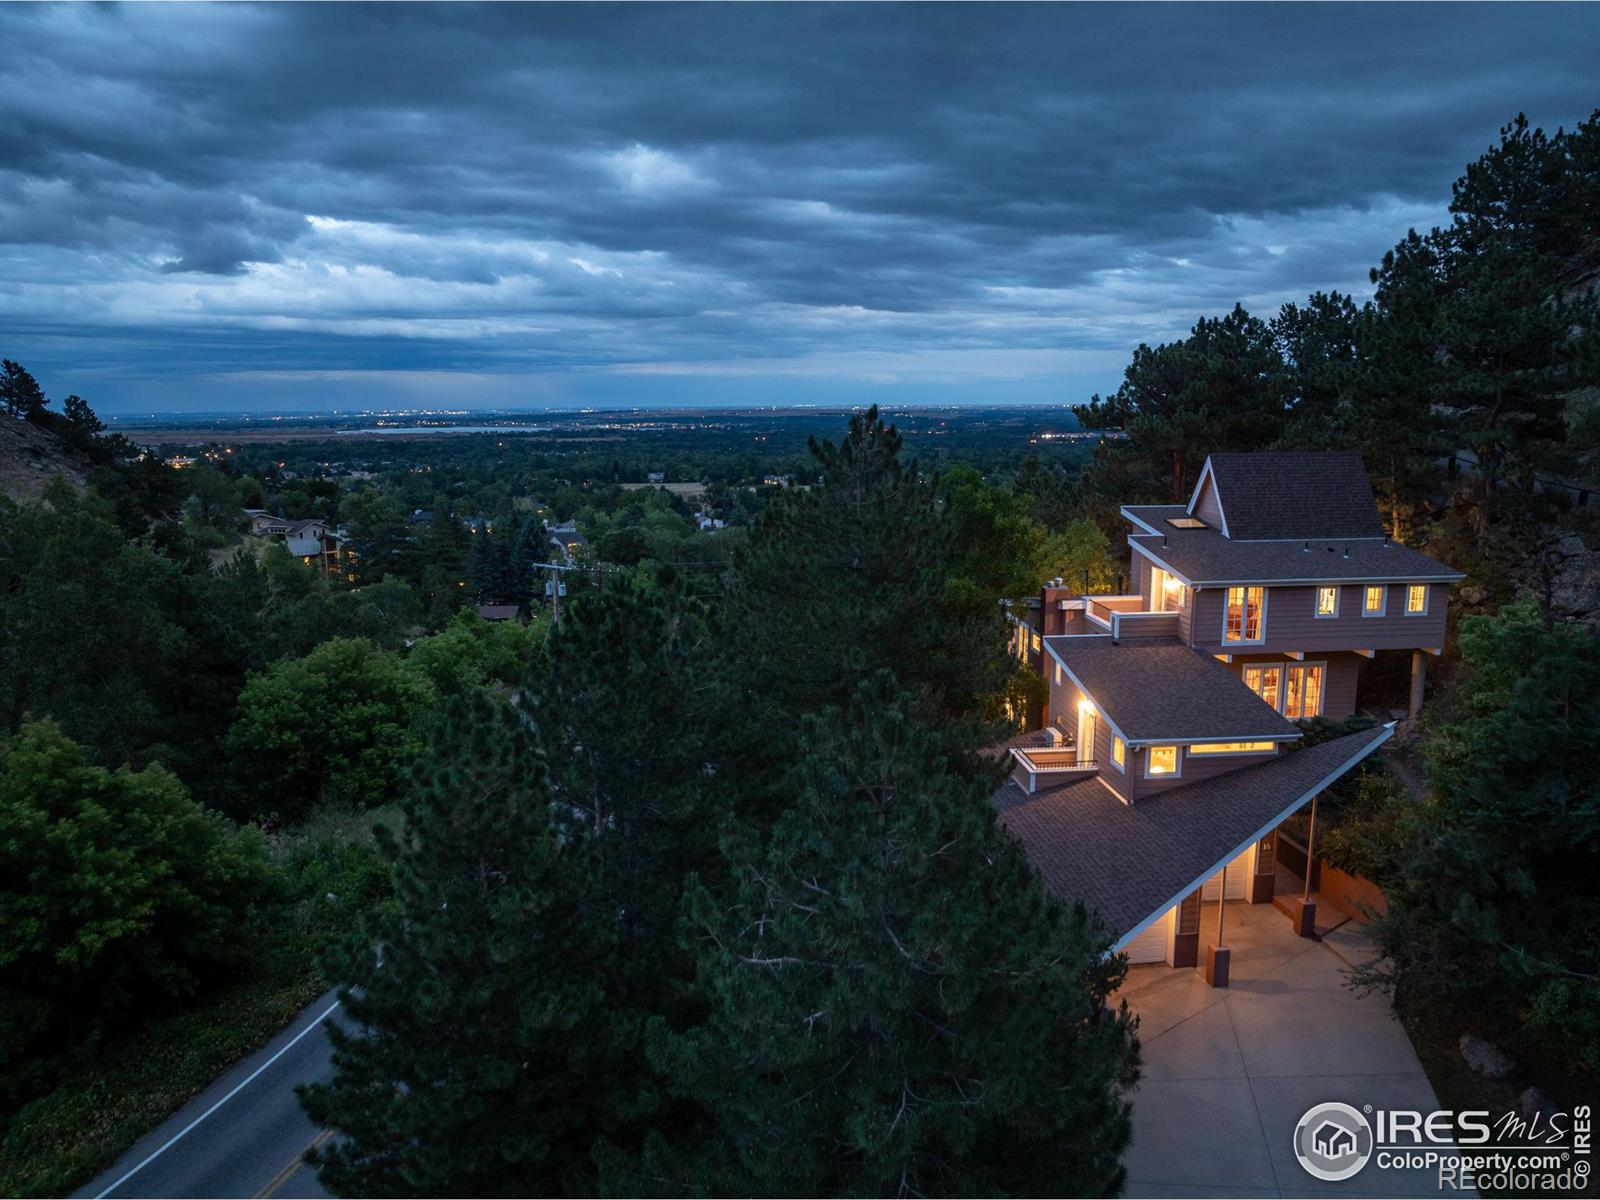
[1373,1107,1575,1146]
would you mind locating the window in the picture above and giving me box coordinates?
[1363,585,1387,617]
[1145,745,1179,777]
[1111,736,1125,771]
[1284,664,1325,719]
[1315,586,1340,618]
[1188,741,1276,755]
[1223,586,1265,643]
[1406,584,1428,615]
[1243,664,1282,710]
[1031,631,1042,652]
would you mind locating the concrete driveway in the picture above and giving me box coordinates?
[1114,901,1447,1199]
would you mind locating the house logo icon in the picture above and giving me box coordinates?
[1294,1102,1374,1181]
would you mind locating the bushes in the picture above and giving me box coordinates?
[0,721,275,1111]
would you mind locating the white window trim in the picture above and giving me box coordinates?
[1143,744,1182,780]
[1283,660,1328,720]
[1221,585,1268,645]
[1243,663,1284,711]
[1404,583,1430,616]
[1314,585,1340,619]
[1362,585,1388,618]
[1110,735,1126,773]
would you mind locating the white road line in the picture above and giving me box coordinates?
[93,999,341,1200]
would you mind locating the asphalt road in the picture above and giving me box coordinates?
[75,991,341,1200]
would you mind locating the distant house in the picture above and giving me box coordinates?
[408,509,433,525]
[545,520,588,561]
[697,515,726,531]
[473,604,522,623]
[243,510,347,573]
[763,473,792,487]
[647,471,666,484]
[461,515,493,534]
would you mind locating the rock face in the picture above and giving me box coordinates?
[0,418,87,502]
[1518,530,1600,630]
[1459,1034,1519,1080]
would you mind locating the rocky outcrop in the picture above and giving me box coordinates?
[1520,530,1600,628]
[0,418,87,502]
[1459,1033,1520,1080]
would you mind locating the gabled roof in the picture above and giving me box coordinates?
[1129,530,1463,586]
[1045,635,1299,744]
[1192,452,1386,541]
[549,529,588,548]
[994,724,1392,944]
[286,536,324,556]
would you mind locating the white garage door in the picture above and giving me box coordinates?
[1122,907,1171,964]
[1200,846,1252,902]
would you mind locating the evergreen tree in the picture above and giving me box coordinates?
[301,692,634,1196]
[638,674,1139,1197]
[0,359,46,419]
[723,407,1013,776]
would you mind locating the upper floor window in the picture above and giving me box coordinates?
[1111,736,1126,771]
[1145,745,1179,777]
[1315,586,1340,618]
[1363,585,1387,617]
[1223,586,1265,643]
[1031,631,1042,652]
[1405,584,1428,616]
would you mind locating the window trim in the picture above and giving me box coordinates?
[1314,585,1340,619]
[1143,744,1182,780]
[1221,585,1268,645]
[1110,735,1126,772]
[1362,585,1387,618]
[1283,660,1328,720]
[1243,663,1284,712]
[1404,583,1429,616]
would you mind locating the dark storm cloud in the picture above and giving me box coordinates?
[0,2,1596,410]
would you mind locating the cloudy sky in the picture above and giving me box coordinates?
[2,3,1596,414]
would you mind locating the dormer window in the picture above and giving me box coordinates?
[1223,586,1265,643]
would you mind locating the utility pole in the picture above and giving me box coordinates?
[549,562,562,626]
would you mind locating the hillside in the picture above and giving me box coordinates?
[0,417,87,501]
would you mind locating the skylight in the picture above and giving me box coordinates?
[1166,516,1207,529]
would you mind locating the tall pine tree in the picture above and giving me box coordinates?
[636,673,1139,1197]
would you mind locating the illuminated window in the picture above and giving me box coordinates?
[1243,664,1282,710]
[1223,586,1265,643]
[1054,662,1062,685]
[1031,632,1042,652]
[1363,586,1387,617]
[1315,586,1339,618]
[1285,664,1325,719]
[1405,584,1428,615]
[1152,567,1186,612]
[1145,745,1179,777]
[1188,741,1276,755]
[1111,736,1125,771]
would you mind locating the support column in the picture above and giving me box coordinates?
[1409,650,1426,719]
[1171,889,1201,968]
[1250,830,1277,904]
[1204,867,1231,988]
[1295,793,1320,938]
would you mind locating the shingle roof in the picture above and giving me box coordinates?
[1130,529,1463,586]
[1046,636,1299,742]
[993,724,1392,943]
[1200,452,1386,541]
[286,536,324,556]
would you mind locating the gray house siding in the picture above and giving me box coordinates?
[1191,582,1447,655]
[1223,651,1363,721]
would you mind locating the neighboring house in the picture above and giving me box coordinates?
[996,452,1462,986]
[462,515,492,534]
[473,603,522,623]
[545,520,588,561]
[244,510,347,573]
[647,471,666,483]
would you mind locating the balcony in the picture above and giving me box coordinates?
[1009,742,1099,794]
[1083,594,1145,629]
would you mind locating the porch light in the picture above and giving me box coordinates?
[1078,699,1095,716]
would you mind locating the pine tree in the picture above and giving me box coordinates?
[641,673,1139,1198]
[300,692,637,1196]
[722,407,1013,783]
[0,359,46,419]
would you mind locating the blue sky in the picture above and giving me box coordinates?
[2,3,1597,414]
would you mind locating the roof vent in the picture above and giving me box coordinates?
[1302,541,1310,553]
[1162,534,1168,548]
[1383,534,1390,548]
[1342,547,1351,559]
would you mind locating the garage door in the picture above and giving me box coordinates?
[1200,846,1252,902]
[1122,907,1171,964]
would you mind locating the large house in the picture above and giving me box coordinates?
[998,452,1462,986]
[244,510,348,574]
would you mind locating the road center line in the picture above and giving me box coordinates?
[93,999,341,1200]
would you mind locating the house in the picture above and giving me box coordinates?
[1313,1122,1358,1160]
[545,520,588,561]
[473,603,522,623]
[996,452,1462,987]
[244,510,347,573]
[647,471,666,484]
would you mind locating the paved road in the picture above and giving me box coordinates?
[75,991,341,1200]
